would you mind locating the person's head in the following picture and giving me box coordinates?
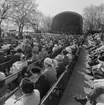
[17,48,22,53]
[32,49,37,55]
[0,72,5,81]
[42,47,45,52]
[20,55,26,61]
[21,79,34,95]
[30,67,41,79]
[55,54,63,64]
[62,50,69,56]
[10,50,15,55]
[44,58,53,68]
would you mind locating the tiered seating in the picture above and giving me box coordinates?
[0,34,85,105]
[40,36,85,105]
[0,41,70,104]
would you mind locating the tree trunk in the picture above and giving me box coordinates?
[0,27,1,39]
[18,25,23,39]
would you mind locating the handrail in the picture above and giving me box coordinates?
[0,60,12,66]
[0,86,20,104]
[39,39,85,105]
[40,47,81,105]
[40,71,66,105]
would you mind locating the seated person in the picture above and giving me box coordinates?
[54,54,66,78]
[35,71,50,99]
[0,50,7,64]
[43,57,57,87]
[15,78,40,105]
[26,67,50,99]
[38,47,48,59]
[14,48,24,62]
[74,79,104,105]
[52,44,58,52]
[10,55,27,74]
[6,50,16,62]
[92,56,104,79]
[28,49,39,63]
[0,72,7,98]
[29,67,41,83]
[62,50,70,66]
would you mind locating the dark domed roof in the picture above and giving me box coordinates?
[51,11,83,34]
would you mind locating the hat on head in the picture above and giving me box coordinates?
[0,72,5,81]
[21,54,26,59]
[44,58,53,66]
[55,54,63,62]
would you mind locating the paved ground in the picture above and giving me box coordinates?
[58,46,94,105]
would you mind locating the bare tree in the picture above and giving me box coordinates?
[27,11,44,32]
[8,0,37,38]
[41,15,53,32]
[83,4,104,31]
[0,0,11,38]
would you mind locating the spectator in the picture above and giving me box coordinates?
[0,72,7,98]
[10,55,27,74]
[74,80,104,105]
[6,50,16,62]
[0,50,7,64]
[62,50,70,66]
[35,69,50,99]
[0,71,5,81]
[33,42,39,54]
[38,47,48,59]
[29,67,41,83]
[55,54,66,78]
[92,56,104,79]
[43,57,57,86]
[52,44,58,52]
[15,78,40,105]
[14,48,24,62]
[29,49,39,63]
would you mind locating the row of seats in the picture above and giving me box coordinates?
[0,35,85,105]
[0,41,70,104]
[40,36,85,105]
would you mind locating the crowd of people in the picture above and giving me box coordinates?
[74,33,104,105]
[0,33,81,105]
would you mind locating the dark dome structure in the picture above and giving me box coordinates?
[51,11,83,34]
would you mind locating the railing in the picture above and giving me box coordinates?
[39,36,86,105]
[0,60,13,73]
[40,46,81,105]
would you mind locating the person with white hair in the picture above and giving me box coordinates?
[54,54,66,78]
[0,72,7,98]
[0,72,5,81]
[10,55,27,74]
[52,44,58,52]
[43,57,57,86]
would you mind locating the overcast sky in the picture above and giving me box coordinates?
[37,0,104,16]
